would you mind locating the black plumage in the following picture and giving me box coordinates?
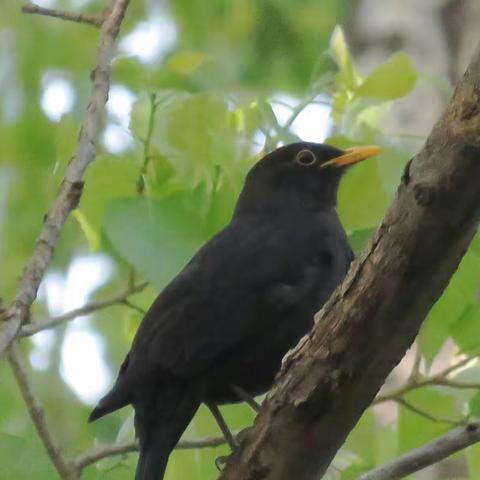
[89,141,381,480]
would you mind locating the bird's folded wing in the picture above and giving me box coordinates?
[126,219,328,378]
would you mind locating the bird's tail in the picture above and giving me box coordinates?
[88,377,131,422]
[134,385,201,480]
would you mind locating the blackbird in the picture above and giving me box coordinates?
[89,142,381,480]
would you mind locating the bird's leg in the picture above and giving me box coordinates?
[230,384,261,412]
[206,402,237,451]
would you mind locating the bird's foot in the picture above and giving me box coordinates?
[230,384,261,412]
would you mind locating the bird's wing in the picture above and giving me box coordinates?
[124,216,349,379]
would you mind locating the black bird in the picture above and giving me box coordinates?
[89,142,381,480]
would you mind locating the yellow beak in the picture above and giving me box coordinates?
[321,145,382,168]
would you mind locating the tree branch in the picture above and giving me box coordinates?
[394,398,463,426]
[20,282,148,337]
[220,42,480,480]
[375,354,480,403]
[358,423,480,480]
[0,0,131,356]
[8,342,79,480]
[74,436,227,471]
[136,92,158,195]
[22,3,104,27]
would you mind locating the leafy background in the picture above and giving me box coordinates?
[1,0,480,479]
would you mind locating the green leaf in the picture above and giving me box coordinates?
[331,90,351,125]
[344,408,375,464]
[398,388,457,454]
[356,53,417,100]
[167,51,207,75]
[374,143,411,198]
[348,228,375,255]
[468,443,480,479]
[130,90,186,140]
[0,433,57,480]
[73,209,101,250]
[469,391,480,417]
[451,304,480,353]
[104,197,207,290]
[329,26,361,91]
[337,157,388,231]
[150,92,237,189]
[329,26,349,69]
[419,249,480,364]
[0,434,27,477]
[82,155,139,234]
[470,230,480,257]
[341,464,371,480]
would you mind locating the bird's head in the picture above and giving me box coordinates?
[234,142,382,217]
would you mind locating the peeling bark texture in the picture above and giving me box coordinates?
[219,44,480,480]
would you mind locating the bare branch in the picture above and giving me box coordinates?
[121,299,148,316]
[375,354,480,403]
[434,354,479,378]
[407,344,422,383]
[7,342,79,480]
[430,378,480,389]
[395,398,464,426]
[75,436,227,471]
[0,0,131,355]
[20,282,148,337]
[22,3,103,27]
[359,423,480,480]
[137,92,158,195]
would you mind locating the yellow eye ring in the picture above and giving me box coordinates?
[295,149,317,166]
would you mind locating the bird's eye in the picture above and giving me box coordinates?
[295,149,317,166]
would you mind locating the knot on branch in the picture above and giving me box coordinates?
[448,84,480,146]
[68,181,84,209]
[413,183,437,207]
[466,423,479,433]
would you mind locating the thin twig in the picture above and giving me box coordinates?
[8,342,79,480]
[283,94,329,130]
[375,354,480,404]
[75,436,227,471]
[20,282,148,337]
[22,3,103,27]
[395,398,463,426]
[122,299,147,316]
[434,354,478,378]
[407,344,422,383]
[359,423,480,480]
[429,378,480,389]
[0,0,131,355]
[137,92,158,195]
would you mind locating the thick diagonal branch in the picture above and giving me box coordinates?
[0,0,130,355]
[220,44,480,480]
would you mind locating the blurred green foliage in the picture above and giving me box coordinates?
[1,1,480,479]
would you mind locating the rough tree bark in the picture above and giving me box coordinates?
[219,43,480,480]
